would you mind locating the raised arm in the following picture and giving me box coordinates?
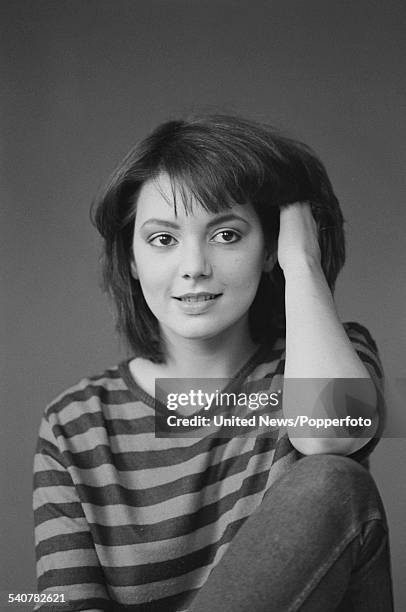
[278,202,379,456]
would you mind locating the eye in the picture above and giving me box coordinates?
[148,233,178,247]
[211,230,241,244]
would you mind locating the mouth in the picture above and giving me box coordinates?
[174,292,222,303]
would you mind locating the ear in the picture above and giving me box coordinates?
[130,260,138,280]
[263,249,277,273]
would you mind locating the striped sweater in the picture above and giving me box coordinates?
[33,322,383,611]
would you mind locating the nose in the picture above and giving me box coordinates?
[178,240,212,279]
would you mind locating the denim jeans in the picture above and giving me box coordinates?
[188,454,394,612]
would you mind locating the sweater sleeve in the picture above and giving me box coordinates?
[343,322,385,463]
[33,411,113,612]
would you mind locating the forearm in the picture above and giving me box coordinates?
[283,257,378,454]
[284,257,370,378]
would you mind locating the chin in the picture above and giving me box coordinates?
[172,317,245,342]
[175,326,223,341]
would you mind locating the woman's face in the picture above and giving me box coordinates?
[131,174,272,346]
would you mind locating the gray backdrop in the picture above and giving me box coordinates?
[2,1,405,610]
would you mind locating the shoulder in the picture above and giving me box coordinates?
[343,321,378,351]
[37,363,152,459]
[45,365,126,421]
[343,321,383,380]
[41,362,151,437]
[335,322,384,464]
[248,337,286,381]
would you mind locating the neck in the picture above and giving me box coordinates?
[161,319,259,379]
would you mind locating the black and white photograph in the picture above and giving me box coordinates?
[2,1,405,610]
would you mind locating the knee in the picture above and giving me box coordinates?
[296,452,369,483]
[289,454,385,519]
[294,453,371,490]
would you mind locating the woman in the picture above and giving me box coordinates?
[33,115,393,611]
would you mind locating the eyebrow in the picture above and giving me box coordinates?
[140,213,251,230]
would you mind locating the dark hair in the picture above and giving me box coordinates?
[91,114,345,362]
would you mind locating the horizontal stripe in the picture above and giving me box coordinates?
[48,386,140,417]
[79,460,273,526]
[34,472,267,554]
[34,436,275,496]
[60,436,231,471]
[48,395,151,430]
[36,522,92,552]
[76,440,274,510]
[37,548,101,571]
[107,564,210,601]
[94,499,253,566]
[38,566,105,589]
[89,470,269,545]
[33,482,80,513]
[53,412,157,439]
[34,469,73,488]
[102,516,246,587]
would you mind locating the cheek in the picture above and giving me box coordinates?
[138,273,166,301]
[226,248,265,287]
[133,252,166,286]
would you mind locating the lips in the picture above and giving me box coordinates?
[174,292,222,303]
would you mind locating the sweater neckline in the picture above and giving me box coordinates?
[118,344,272,412]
